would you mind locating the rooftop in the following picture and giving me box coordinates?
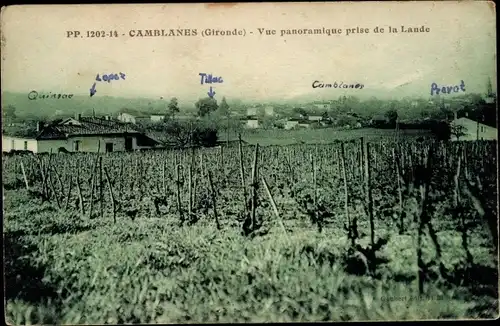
[36,117,141,140]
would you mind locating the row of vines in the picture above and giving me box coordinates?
[2,138,498,295]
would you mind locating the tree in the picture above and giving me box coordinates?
[162,119,218,148]
[167,97,180,120]
[3,105,17,123]
[385,109,398,125]
[196,97,218,117]
[261,115,279,129]
[450,124,467,141]
[217,97,232,144]
[293,107,308,118]
[218,97,230,117]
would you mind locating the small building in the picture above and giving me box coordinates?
[117,112,150,124]
[246,118,260,129]
[312,103,330,110]
[264,106,275,116]
[485,96,496,104]
[370,115,388,126]
[175,114,196,121]
[308,115,323,122]
[117,112,137,123]
[150,115,165,122]
[2,114,160,153]
[246,107,258,116]
[285,119,300,130]
[298,121,312,128]
[450,117,497,141]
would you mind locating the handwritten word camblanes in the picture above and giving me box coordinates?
[312,81,364,89]
[430,80,466,96]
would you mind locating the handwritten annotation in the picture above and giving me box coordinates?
[28,91,73,100]
[200,73,223,85]
[207,86,216,98]
[312,81,364,89]
[96,73,126,83]
[90,83,97,97]
[430,80,465,96]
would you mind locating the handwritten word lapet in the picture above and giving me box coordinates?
[199,73,223,85]
[96,73,126,83]
[430,80,465,96]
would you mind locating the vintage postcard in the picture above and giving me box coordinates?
[1,1,498,323]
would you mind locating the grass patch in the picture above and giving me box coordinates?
[4,184,498,323]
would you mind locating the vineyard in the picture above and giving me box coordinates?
[3,138,499,323]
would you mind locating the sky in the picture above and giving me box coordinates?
[1,2,497,105]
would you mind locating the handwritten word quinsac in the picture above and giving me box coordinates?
[28,91,74,100]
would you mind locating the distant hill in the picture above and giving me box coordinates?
[1,92,255,121]
[1,92,176,119]
[281,82,434,105]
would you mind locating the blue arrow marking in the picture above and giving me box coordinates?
[90,82,97,97]
[207,86,216,98]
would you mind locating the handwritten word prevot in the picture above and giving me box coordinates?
[430,80,465,96]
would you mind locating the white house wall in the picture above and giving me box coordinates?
[2,136,38,152]
[451,119,497,141]
[118,113,136,124]
[246,120,259,129]
[151,115,165,122]
[37,136,140,153]
[285,121,299,130]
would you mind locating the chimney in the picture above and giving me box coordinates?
[75,113,82,121]
[36,121,44,132]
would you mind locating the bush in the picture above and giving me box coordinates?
[157,119,219,148]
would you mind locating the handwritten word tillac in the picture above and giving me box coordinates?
[199,73,223,85]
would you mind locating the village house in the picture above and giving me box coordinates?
[150,115,165,122]
[246,117,260,129]
[298,121,312,128]
[117,112,150,124]
[264,106,275,116]
[485,96,495,104]
[312,103,330,110]
[284,119,300,130]
[2,114,160,153]
[370,115,388,126]
[308,115,323,122]
[246,107,258,116]
[450,116,497,141]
